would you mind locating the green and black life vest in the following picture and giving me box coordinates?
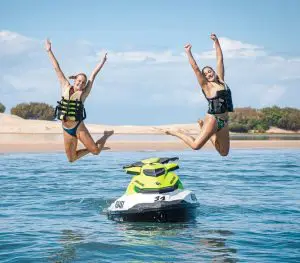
[54,86,86,121]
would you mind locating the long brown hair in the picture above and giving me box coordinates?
[201,66,220,82]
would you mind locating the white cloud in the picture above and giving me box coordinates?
[280,76,300,81]
[0,30,39,57]
[288,57,300,62]
[2,68,55,95]
[95,37,267,64]
[260,85,286,107]
[150,89,205,106]
[199,37,266,59]
[218,37,262,51]
[97,49,186,64]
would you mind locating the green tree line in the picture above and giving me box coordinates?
[229,106,300,132]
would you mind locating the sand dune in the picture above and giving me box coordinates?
[0,113,199,134]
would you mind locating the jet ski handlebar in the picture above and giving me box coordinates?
[123,162,144,169]
[123,157,179,169]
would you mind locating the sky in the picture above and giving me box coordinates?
[1,0,300,125]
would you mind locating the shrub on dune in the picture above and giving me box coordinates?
[11,102,55,121]
[0,102,5,113]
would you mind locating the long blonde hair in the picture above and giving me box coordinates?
[68,73,87,83]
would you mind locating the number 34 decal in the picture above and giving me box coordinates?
[154,196,166,201]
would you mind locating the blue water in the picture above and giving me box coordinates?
[1,150,299,263]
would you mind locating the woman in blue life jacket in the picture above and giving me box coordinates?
[45,39,114,162]
[162,33,233,156]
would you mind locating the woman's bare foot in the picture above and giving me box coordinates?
[178,128,189,134]
[103,130,114,137]
[152,127,164,134]
[164,129,183,136]
[102,147,111,151]
[153,127,185,137]
[197,119,204,129]
[165,129,173,135]
[96,130,114,145]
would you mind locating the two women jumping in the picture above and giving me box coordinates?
[46,33,233,162]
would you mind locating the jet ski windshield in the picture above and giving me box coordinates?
[143,168,165,177]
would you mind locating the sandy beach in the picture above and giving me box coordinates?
[1,113,299,153]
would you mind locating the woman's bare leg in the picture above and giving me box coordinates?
[198,119,230,156]
[198,119,217,146]
[164,114,217,150]
[63,132,82,162]
[63,123,114,163]
[214,126,230,156]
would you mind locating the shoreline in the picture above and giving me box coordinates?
[1,140,300,153]
[1,113,300,153]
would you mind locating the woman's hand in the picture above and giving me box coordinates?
[211,33,224,80]
[210,33,218,42]
[45,39,51,52]
[102,52,108,63]
[184,43,192,53]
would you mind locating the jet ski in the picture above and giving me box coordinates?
[107,157,199,222]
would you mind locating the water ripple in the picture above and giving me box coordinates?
[0,149,299,262]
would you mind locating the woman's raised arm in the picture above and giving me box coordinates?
[45,39,68,88]
[185,44,207,88]
[211,33,224,81]
[82,53,108,100]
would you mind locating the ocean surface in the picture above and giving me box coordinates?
[0,149,299,263]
